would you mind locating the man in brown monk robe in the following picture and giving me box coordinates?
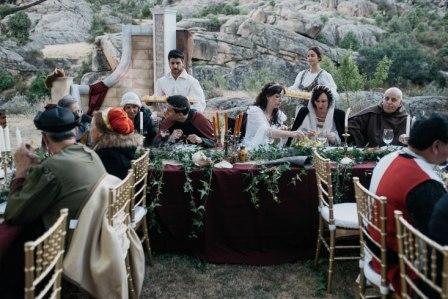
[348,87,408,147]
[155,95,215,148]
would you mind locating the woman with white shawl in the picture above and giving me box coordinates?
[243,83,304,149]
[286,85,345,146]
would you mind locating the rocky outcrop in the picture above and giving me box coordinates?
[26,0,93,48]
[0,44,37,73]
[407,96,448,117]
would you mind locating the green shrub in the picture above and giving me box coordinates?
[339,31,360,51]
[197,3,240,17]
[89,16,110,41]
[315,34,328,44]
[7,12,31,44]
[208,15,222,31]
[369,56,392,89]
[26,73,50,103]
[243,68,279,91]
[177,14,182,22]
[333,52,366,92]
[0,70,14,92]
[141,4,152,18]
[320,15,329,24]
[358,34,434,86]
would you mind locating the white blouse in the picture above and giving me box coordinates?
[289,69,339,103]
[243,106,287,150]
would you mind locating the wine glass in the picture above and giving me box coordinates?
[383,129,394,149]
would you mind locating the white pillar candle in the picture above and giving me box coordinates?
[405,115,411,136]
[344,108,351,129]
[0,126,5,151]
[139,111,144,133]
[411,116,416,128]
[4,126,11,151]
[16,127,22,147]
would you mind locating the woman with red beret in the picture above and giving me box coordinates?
[91,107,141,179]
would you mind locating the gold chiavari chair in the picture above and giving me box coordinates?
[108,170,137,299]
[313,149,360,292]
[24,208,68,299]
[353,177,390,299]
[130,149,152,264]
[395,210,448,299]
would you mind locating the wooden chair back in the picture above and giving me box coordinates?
[353,177,388,294]
[24,209,68,299]
[131,150,149,221]
[395,210,448,298]
[313,148,335,223]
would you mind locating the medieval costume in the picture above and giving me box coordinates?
[290,69,337,94]
[368,148,446,291]
[157,109,215,148]
[154,69,206,112]
[93,107,140,180]
[348,104,408,147]
[243,106,287,149]
[120,92,157,147]
[286,96,345,146]
[0,107,107,298]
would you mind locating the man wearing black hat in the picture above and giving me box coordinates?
[156,95,215,148]
[0,106,107,297]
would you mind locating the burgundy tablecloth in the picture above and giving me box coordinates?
[149,162,375,265]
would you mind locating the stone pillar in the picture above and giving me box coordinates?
[152,6,177,85]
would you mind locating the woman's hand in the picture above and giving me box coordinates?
[168,129,183,142]
[290,130,305,139]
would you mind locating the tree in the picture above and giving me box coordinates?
[0,0,49,19]
[369,56,392,89]
[334,52,366,93]
[7,11,31,43]
[339,31,361,51]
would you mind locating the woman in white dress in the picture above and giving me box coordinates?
[243,83,304,149]
[290,46,338,100]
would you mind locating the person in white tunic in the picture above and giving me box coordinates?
[154,49,206,112]
[243,83,304,149]
[289,46,338,102]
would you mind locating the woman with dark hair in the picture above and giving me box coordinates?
[90,107,141,179]
[243,83,304,149]
[286,85,345,146]
[290,46,338,100]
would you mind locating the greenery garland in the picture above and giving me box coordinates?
[147,144,394,238]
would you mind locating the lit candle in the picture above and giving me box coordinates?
[411,116,416,128]
[216,112,220,136]
[224,112,228,135]
[0,127,4,151]
[405,115,411,136]
[16,127,22,147]
[4,126,11,151]
[139,111,143,133]
[344,108,351,131]
[212,116,217,137]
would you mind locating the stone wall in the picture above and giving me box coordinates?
[81,34,154,111]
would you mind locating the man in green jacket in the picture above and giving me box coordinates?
[1,106,107,298]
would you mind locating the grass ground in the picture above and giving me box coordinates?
[142,254,358,298]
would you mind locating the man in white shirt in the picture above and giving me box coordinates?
[154,49,206,112]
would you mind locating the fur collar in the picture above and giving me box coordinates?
[94,132,142,151]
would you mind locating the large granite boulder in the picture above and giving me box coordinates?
[0,44,37,73]
[26,0,93,48]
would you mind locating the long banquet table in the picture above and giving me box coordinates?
[149,162,375,265]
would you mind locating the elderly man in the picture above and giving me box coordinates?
[368,114,448,291]
[58,95,92,144]
[121,91,157,146]
[0,106,107,297]
[348,87,408,147]
[154,49,206,112]
[155,95,215,148]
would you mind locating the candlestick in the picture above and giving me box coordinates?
[344,107,351,131]
[405,115,411,136]
[139,111,144,134]
[212,116,217,138]
[16,127,22,147]
[4,126,10,152]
